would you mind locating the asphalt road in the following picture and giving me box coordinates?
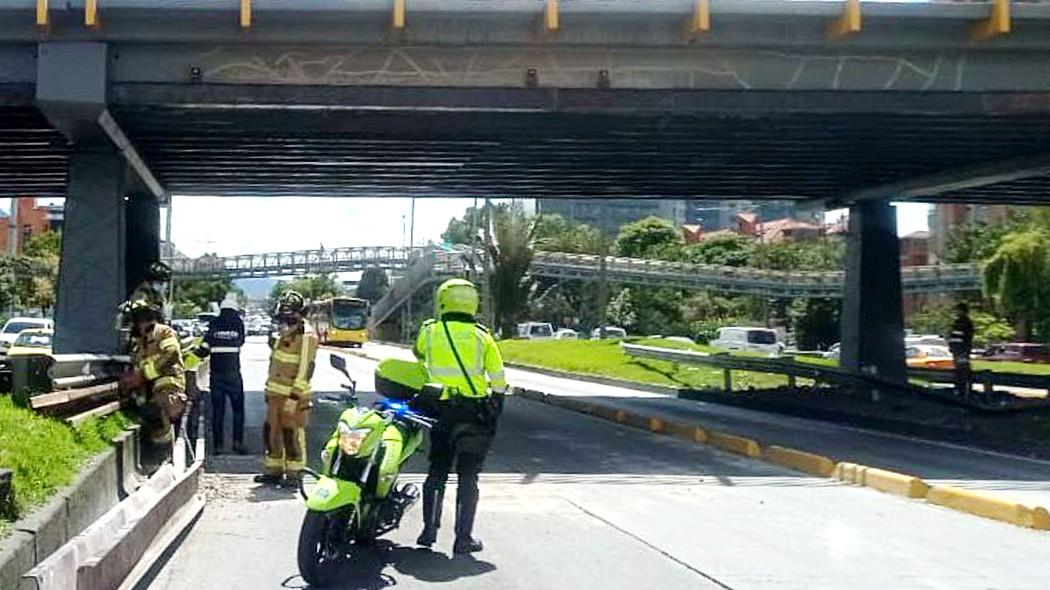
[142,337,1050,590]
[365,342,1050,507]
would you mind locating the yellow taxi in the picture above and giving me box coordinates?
[6,329,53,357]
[905,344,955,370]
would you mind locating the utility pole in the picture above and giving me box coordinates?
[6,198,19,316]
[482,198,496,332]
[406,197,415,342]
[164,195,175,303]
[597,237,608,338]
[8,197,19,255]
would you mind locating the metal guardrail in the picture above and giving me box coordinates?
[9,353,131,425]
[621,343,1050,412]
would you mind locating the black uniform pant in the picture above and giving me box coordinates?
[422,404,496,538]
[211,371,245,447]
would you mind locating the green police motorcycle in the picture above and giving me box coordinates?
[297,355,437,587]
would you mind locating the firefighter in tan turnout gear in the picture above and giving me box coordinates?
[256,291,318,486]
[122,299,187,449]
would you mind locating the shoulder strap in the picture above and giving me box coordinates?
[441,320,481,398]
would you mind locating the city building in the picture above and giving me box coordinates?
[687,199,820,231]
[536,198,686,235]
[0,197,63,253]
[900,230,931,267]
[928,204,1013,262]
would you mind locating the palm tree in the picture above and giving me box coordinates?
[487,202,537,337]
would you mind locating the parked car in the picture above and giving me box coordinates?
[554,328,579,340]
[905,334,949,348]
[6,329,53,357]
[0,317,54,356]
[517,322,554,340]
[591,326,627,339]
[662,336,695,346]
[981,343,1050,364]
[905,344,955,370]
[710,327,783,354]
[823,343,841,360]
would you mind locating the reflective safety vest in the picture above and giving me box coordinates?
[182,337,205,372]
[133,323,185,393]
[266,328,318,398]
[414,319,507,399]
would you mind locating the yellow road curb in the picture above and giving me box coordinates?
[926,485,1050,530]
[762,445,836,478]
[340,353,1050,533]
[706,431,762,458]
[833,462,929,499]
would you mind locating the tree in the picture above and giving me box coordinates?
[605,288,637,331]
[683,234,755,267]
[441,206,485,246]
[488,203,537,337]
[173,277,239,317]
[982,229,1050,340]
[355,267,389,303]
[269,274,344,309]
[533,214,604,254]
[615,216,684,259]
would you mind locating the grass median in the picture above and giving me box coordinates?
[0,396,131,539]
[498,338,797,391]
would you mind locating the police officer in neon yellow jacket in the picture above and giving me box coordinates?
[413,279,507,554]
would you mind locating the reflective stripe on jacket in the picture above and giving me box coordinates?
[266,327,318,397]
[413,319,507,399]
[182,336,204,371]
[133,323,185,392]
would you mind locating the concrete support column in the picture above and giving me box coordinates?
[125,192,160,298]
[54,152,128,354]
[840,201,906,384]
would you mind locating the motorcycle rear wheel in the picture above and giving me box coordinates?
[297,509,350,587]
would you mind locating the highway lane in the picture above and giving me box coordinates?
[143,338,1050,590]
[363,341,1050,508]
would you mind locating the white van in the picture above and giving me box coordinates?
[710,327,783,354]
[517,322,554,340]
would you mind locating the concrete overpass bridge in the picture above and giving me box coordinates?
[3,0,1050,382]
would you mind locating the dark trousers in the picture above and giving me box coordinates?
[211,371,245,447]
[422,407,495,540]
[185,372,202,445]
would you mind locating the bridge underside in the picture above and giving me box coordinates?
[3,0,1050,373]
[4,86,1050,201]
[105,92,1050,202]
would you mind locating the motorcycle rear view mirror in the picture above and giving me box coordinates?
[329,354,349,377]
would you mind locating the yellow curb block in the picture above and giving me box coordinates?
[621,412,651,430]
[833,462,929,498]
[926,485,1050,530]
[1034,507,1050,531]
[707,431,762,458]
[762,446,836,478]
[648,417,665,433]
[666,421,707,443]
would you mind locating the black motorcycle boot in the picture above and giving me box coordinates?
[416,486,444,547]
[453,494,483,554]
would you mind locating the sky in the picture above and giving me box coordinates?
[162,197,931,258]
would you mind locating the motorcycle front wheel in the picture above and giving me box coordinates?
[297,509,349,587]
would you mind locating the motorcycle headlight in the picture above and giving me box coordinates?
[337,422,371,456]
